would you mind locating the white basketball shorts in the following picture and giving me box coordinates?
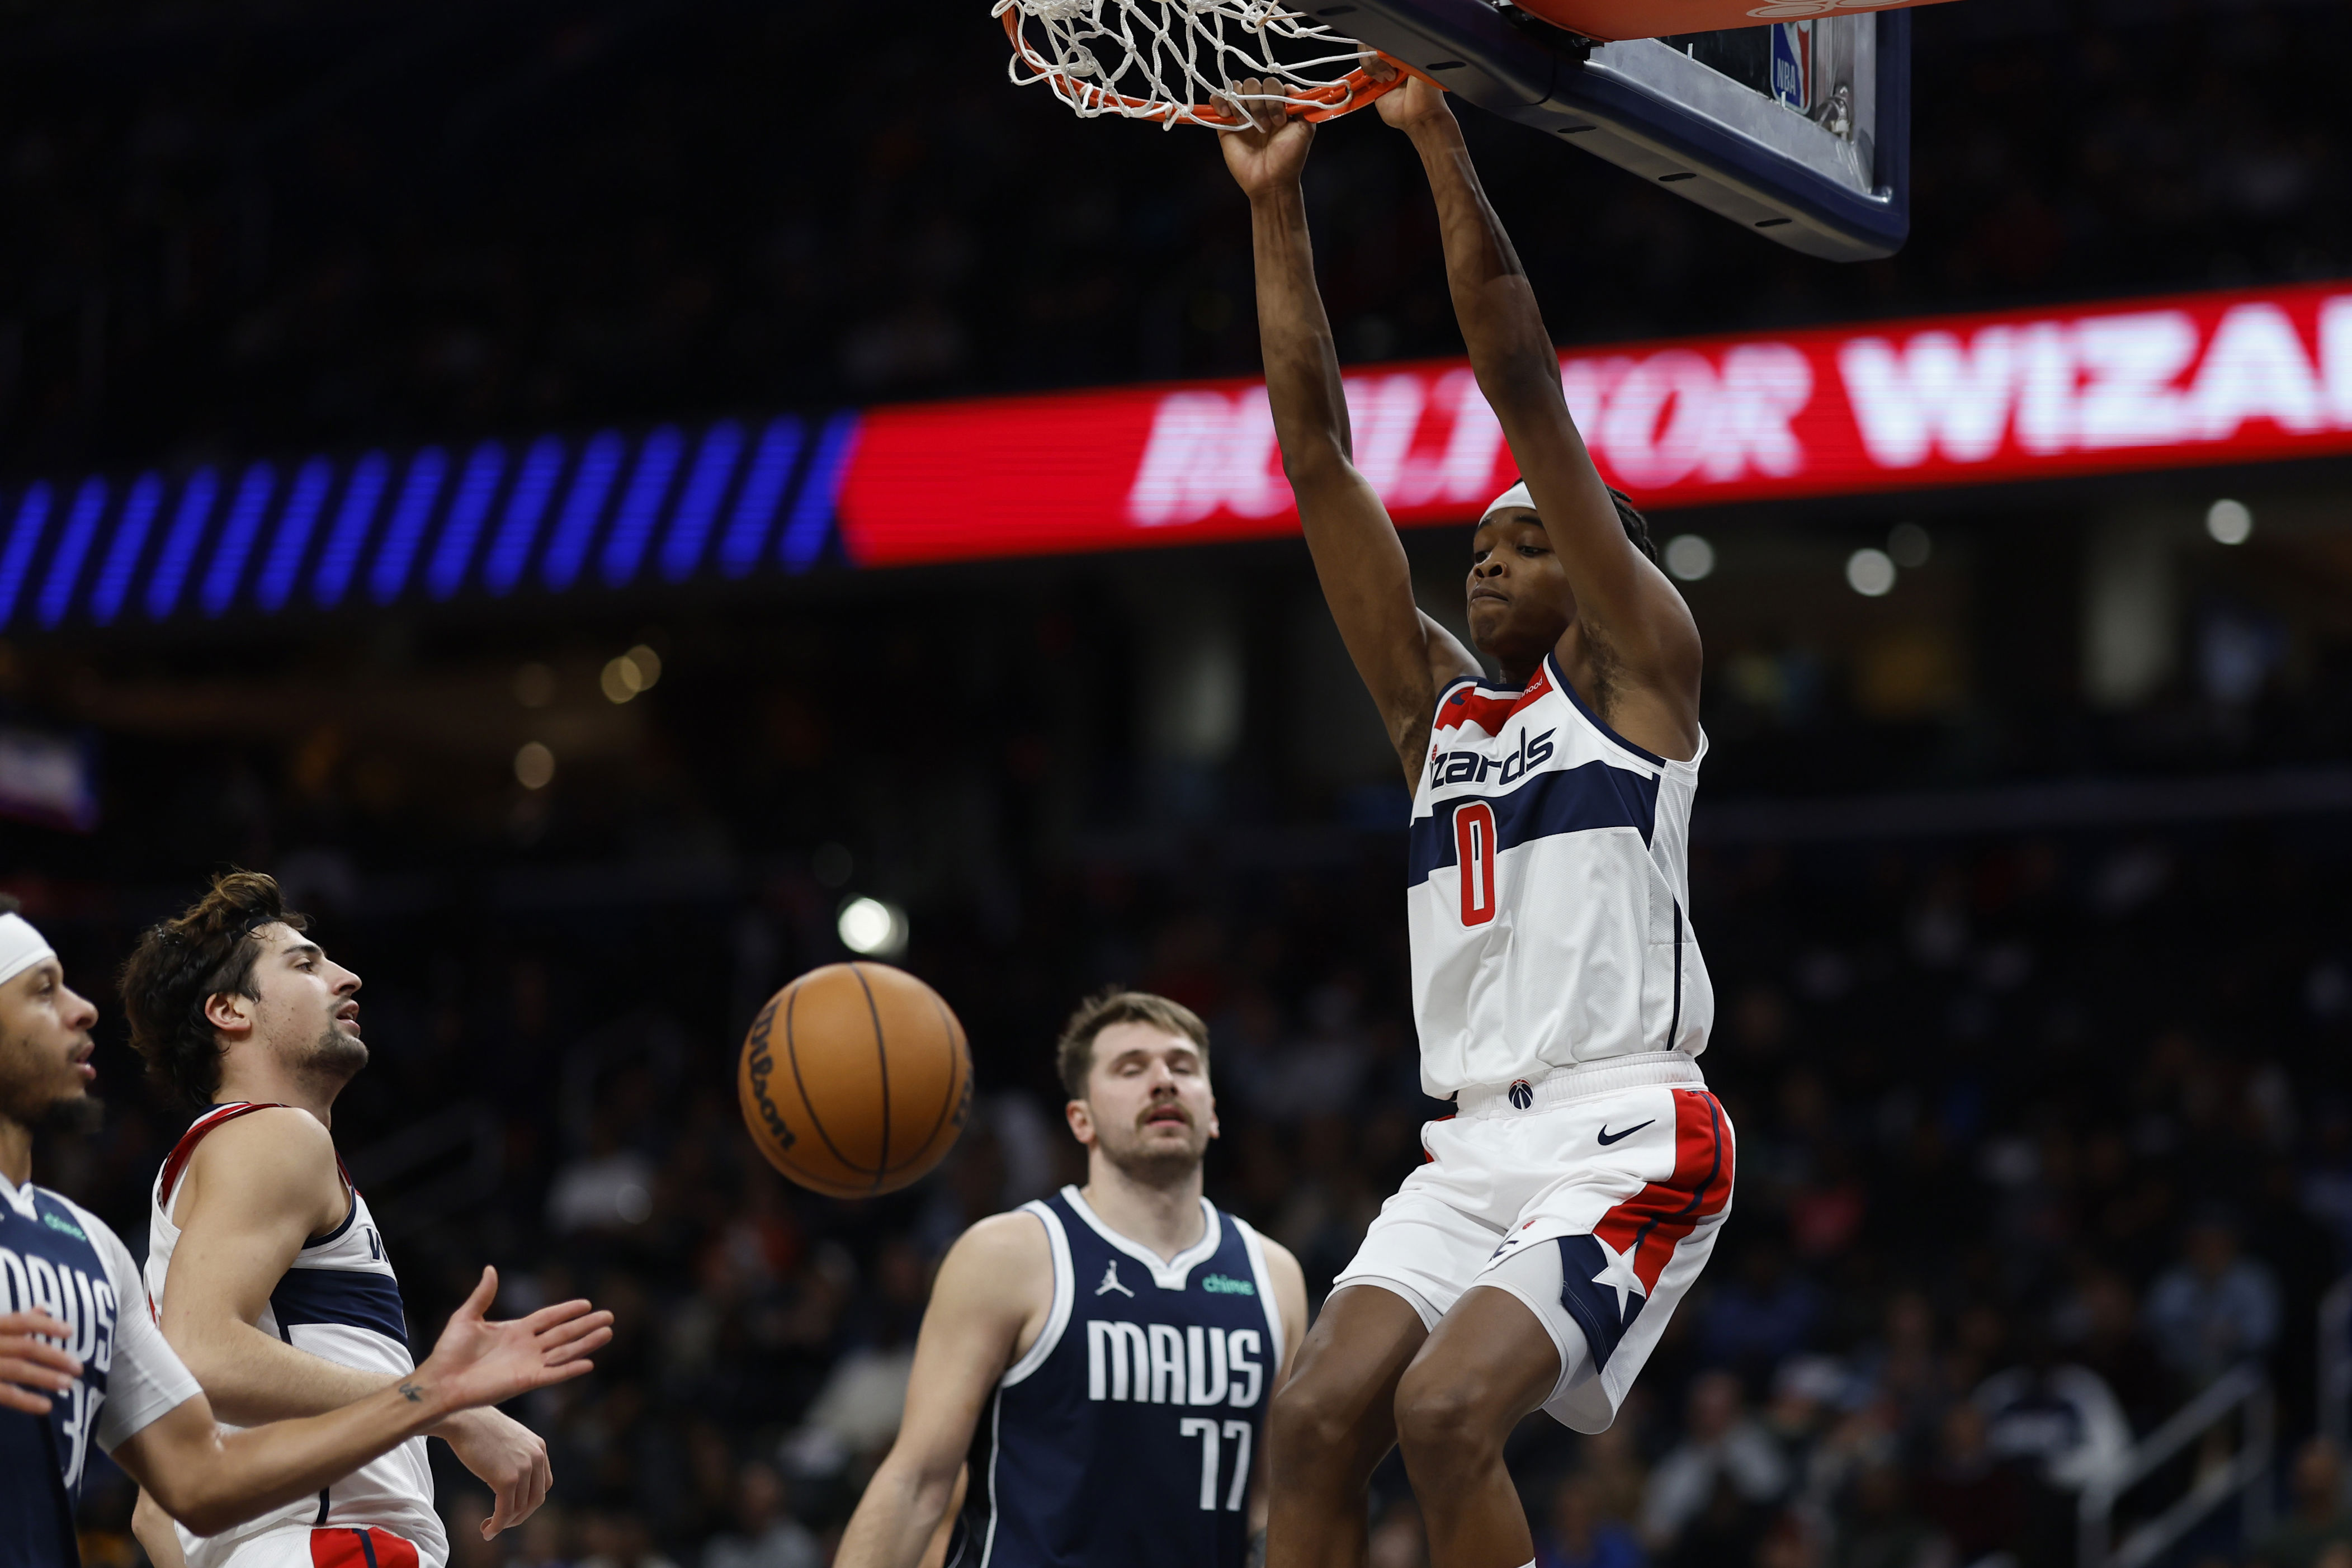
[202,1526,432,1568]
[1333,1052,1736,1433]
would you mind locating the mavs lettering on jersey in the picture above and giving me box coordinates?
[1406,653,1714,1097]
[0,1189,121,1567]
[951,1187,1284,1568]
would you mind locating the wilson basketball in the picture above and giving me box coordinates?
[737,962,972,1198]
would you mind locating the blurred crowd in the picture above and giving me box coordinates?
[4,3,2349,1566]
[0,0,2344,474]
[31,801,2352,1568]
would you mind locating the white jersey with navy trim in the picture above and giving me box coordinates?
[147,1104,447,1568]
[1406,652,1712,1096]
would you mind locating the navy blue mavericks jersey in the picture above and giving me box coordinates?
[948,1186,1286,1568]
[1,1186,129,1568]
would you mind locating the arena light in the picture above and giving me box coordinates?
[1846,548,1897,597]
[601,645,662,704]
[838,896,909,959]
[1664,534,1716,582]
[2205,498,2254,544]
[1887,522,1932,569]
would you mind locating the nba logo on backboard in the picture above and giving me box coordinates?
[1508,1079,1534,1111]
[1770,22,1811,112]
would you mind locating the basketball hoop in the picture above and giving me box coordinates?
[993,0,1411,130]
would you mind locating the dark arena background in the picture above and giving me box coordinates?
[4,2,2352,1567]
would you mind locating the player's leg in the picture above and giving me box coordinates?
[1266,1283,1428,1568]
[1392,1284,1574,1568]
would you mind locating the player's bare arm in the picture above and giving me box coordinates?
[1380,75,1702,760]
[835,1211,1055,1568]
[1245,1238,1310,1539]
[129,1493,189,1568]
[160,1108,556,1536]
[121,1268,607,1538]
[1222,82,1481,785]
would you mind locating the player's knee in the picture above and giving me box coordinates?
[1392,1360,1507,1470]
[1269,1371,1376,1473]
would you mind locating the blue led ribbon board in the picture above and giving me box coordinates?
[0,411,858,635]
[1325,1,1910,262]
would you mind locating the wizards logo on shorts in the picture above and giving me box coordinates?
[1508,1080,1534,1111]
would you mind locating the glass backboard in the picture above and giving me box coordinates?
[1318,0,1918,260]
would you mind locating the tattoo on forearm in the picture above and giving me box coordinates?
[398,1382,423,1402]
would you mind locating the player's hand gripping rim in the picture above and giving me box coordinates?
[0,1309,80,1415]
[1367,57,1454,134]
[1217,77,1317,197]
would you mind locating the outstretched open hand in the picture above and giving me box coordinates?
[413,1268,612,1416]
[1217,78,1316,196]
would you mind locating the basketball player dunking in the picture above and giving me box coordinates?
[837,991,1308,1568]
[121,872,559,1568]
[1220,72,1733,1568]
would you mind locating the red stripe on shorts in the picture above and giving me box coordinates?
[1591,1089,1735,1292]
[308,1528,421,1568]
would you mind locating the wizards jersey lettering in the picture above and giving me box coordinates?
[1406,652,1713,1096]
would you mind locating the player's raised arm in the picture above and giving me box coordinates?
[1378,76,1702,758]
[1220,83,1481,785]
[836,1212,1052,1568]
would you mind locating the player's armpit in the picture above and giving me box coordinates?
[835,1213,1050,1568]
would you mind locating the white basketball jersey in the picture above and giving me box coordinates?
[1406,653,1712,1096]
[147,1104,447,1568]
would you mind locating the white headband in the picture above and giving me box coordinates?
[1480,480,1535,523]
[0,912,55,988]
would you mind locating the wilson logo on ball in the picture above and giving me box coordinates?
[740,1000,797,1155]
[737,961,972,1199]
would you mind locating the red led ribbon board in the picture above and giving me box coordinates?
[835,280,2352,569]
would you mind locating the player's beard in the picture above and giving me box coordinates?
[0,1029,101,1135]
[295,1024,368,1087]
[1098,1116,1209,1189]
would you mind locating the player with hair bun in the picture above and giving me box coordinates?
[1220,66,1734,1568]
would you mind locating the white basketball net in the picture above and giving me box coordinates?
[992,0,1388,130]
